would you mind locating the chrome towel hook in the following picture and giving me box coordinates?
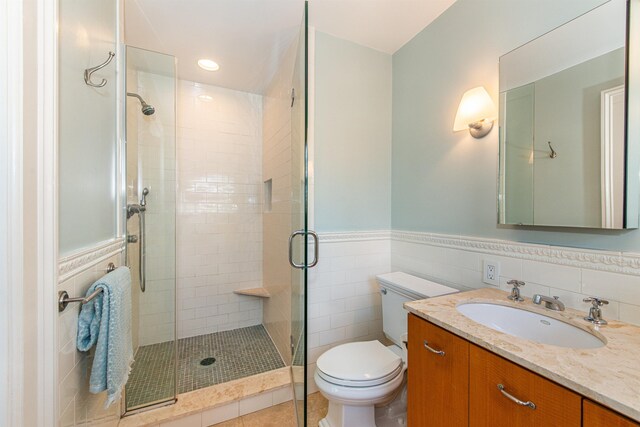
[548,141,558,158]
[84,51,115,87]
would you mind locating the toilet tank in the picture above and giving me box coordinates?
[377,272,458,347]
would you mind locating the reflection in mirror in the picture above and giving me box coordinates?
[498,0,634,229]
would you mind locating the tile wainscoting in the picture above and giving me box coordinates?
[307,230,640,393]
[58,239,126,427]
[307,233,391,393]
[390,231,640,326]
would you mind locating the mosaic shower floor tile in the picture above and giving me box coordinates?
[125,324,285,409]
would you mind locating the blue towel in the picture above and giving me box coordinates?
[77,266,133,407]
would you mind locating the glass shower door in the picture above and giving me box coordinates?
[290,3,310,426]
[123,46,178,413]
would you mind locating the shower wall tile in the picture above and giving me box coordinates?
[176,80,264,339]
[57,252,123,427]
[126,68,142,353]
[306,238,391,394]
[134,72,177,346]
[262,40,298,365]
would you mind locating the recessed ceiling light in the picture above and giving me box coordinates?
[197,59,220,71]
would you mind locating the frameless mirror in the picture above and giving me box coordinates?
[498,0,639,229]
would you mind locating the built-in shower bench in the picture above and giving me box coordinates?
[233,287,271,298]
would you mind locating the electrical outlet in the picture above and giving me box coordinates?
[483,260,500,287]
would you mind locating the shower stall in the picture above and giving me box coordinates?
[122,6,310,424]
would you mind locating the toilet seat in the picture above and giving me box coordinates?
[316,341,403,388]
[317,363,404,388]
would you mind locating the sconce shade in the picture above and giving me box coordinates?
[453,86,496,132]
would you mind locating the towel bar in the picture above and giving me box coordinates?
[58,262,116,312]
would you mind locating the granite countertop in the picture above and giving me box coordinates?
[404,288,640,421]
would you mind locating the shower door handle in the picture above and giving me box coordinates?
[288,230,319,269]
[288,230,306,269]
[308,230,319,268]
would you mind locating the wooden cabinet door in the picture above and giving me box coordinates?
[584,400,640,427]
[469,345,581,427]
[407,314,469,427]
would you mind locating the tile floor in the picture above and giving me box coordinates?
[211,393,328,427]
[126,325,285,409]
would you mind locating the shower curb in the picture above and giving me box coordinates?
[118,367,292,426]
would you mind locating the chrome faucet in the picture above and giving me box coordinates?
[507,280,525,302]
[532,294,565,311]
[583,297,609,325]
[127,187,149,219]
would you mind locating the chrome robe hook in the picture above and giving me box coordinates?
[84,51,115,87]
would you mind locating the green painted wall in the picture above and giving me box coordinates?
[314,31,392,232]
[391,0,640,251]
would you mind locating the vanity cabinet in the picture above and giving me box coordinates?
[407,314,469,427]
[407,314,636,427]
[583,400,640,427]
[469,345,581,426]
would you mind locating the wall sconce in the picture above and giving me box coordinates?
[453,86,496,138]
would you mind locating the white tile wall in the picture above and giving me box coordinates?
[57,252,124,427]
[262,39,297,364]
[391,237,640,325]
[304,230,640,399]
[307,238,391,393]
[126,68,141,353]
[132,71,177,346]
[176,80,264,339]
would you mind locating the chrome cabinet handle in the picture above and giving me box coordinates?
[497,384,536,410]
[423,340,445,356]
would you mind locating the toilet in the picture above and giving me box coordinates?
[314,272,458,427]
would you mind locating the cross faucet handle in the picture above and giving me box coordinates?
[583,297,609,325]
[507,280,525,302]
[583,297,609,307]
[507,279,525,288]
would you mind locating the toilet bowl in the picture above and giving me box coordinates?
[315,341,405,427]
[314,272,458,427]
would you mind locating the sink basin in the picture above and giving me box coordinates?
[456,302,605,349]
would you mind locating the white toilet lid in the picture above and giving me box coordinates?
[316,341,403,387]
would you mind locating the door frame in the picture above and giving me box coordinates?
[1,0,58,424]
[1,0,25,424]
[35,0,60,423]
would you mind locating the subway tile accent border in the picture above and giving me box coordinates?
[391,231,640,276]
[58,237,126,282]
[319,231,392,243]
[320,231,640,276]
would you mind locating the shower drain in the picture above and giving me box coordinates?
[200,357,216,366]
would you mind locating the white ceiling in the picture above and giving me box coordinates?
[125,0,456,94]
[310,0,456,55]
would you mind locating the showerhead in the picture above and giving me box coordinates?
[127,92,155,116]
[141,103,155,116]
